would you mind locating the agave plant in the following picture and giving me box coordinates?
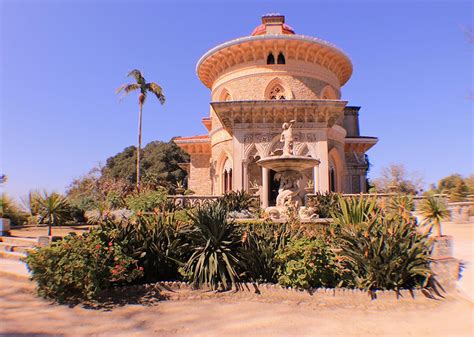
[184,201,243,290]
[338,217,433,293]
[417,195,449,237]
[331,195,378,228]
[34,192,71,236]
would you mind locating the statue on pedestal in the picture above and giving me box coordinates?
[280,120,296,155]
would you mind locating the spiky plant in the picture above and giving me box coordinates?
[34,192,71,236]
[417,195,449,237]
[331,195,378,229]
[116,69,165,191]
[184,201,243,290]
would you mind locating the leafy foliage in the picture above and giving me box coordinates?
[436,174,469,202]
[0,194,28,225]
[338,217,433,292]
[96,212,185,282]
[124,188,167,212]
[102,141,189,191]
[184,201,243,290]
[33,192,72,235]
[306,192,341,218]
[331,196,378,228]
[417,195,449,237]
[221,190,255,212]
[275,237,341,289]
[25,231,143,303]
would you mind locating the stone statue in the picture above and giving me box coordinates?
[280,120,296,155]
[275,170,302,207]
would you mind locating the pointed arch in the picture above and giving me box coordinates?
[263,77,293,100]
[328,147,345,192]
[321,85,339,100]
[219,88,233,101]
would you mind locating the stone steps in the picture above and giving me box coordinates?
[0,236,38,246]
[0,258,31,282]
[0,250,27,260]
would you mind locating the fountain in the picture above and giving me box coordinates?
[257,120,320,219]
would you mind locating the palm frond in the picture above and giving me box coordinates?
[146,82,166,104]
[116,83,140,100]
[127,69,146,86]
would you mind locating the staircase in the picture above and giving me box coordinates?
[0,236,37,280]
[0,236,37,260]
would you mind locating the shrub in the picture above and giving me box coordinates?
[25,231,143,302]
[0,194,28,225]
[306,192,341,218]
[275,237,340,289]
[338,217,433,292]
[125,188,167,212]
[221,190,254,212]
[183,201,243,290]
[240,222,293,283]
[331,196,379,228]
[97,212,185,282]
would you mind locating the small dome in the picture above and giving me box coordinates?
[251,14,296,36]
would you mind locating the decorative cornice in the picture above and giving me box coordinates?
[344,136,378,153]
[197,34,353,89]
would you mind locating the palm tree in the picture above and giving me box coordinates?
[34,192,71,236]
[116,69,165,191]
[417,195,449,237]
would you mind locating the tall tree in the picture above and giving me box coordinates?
[116,69,165,191]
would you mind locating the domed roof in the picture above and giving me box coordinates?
[251,14,295,36]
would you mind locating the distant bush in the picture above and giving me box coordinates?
[125,188,167,212]
[221,190,255,212]
[306,192,340,218]
[25,231,143,303]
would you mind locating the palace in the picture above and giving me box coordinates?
[174,14,377,207]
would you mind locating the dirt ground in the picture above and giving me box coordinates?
[0,276,473,337]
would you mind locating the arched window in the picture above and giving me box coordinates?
[222,159,233,193]
[269,84,286,100]
[277,52,286,64]
[267,53,275,64]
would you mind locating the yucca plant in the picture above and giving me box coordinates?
[34,192,71,236]
[417,196,449,237]
[116,69,165,191]
[184,201,243,290]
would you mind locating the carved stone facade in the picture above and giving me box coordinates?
[174,14,377,206]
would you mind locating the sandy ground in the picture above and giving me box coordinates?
[1,221,473,336]
[9,224,92,238]
[0,276,473,337]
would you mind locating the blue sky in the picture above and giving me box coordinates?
[1,0,473,199]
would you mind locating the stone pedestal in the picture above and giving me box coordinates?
[0,218,11,236]
[430,257,459,290]
[430,236,459,291]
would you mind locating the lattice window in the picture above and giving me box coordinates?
[269,85,286,100]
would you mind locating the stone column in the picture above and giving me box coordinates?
[262,167,269,208]
[313,166,319,194]
[316,140,329,192]
[242,160,248,192]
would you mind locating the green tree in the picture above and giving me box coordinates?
[102,141,188,191]
[437,174,468,201]
[116,69,165,191]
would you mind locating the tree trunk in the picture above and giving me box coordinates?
[137,102,143,192]
[48,214,52,237]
